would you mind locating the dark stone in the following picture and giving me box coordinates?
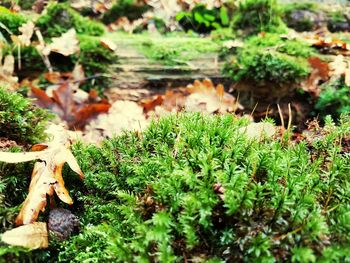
[286,10,327,32]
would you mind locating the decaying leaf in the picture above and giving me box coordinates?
[302,57,329,97]
[41,29,80,57]
[11,21,35,47]
[0,125,84,225]
[328,55,350,86]
[239,122,276,141]
[141,79,242,117]
[47,29,79,56]
[1,222,48,249]
[30,66,111,129]
[100,38,117,51]
[0,48,18,89]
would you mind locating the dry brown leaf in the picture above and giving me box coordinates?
[141,79,242,117]
[17,21,35,46]
[100,38,117,51]
[328,55,350,85]
[1,222,48,249]
[30,66,110,129]
[0,49,18,89]
[0,125,84,225]
[302,57,330,97]
[43,29,80,56]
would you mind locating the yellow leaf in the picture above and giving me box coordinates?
[0,124,84,225]
[1,222,48,249]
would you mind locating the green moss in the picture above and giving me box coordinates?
[36,3,105,38]
[232,0,287,35]
[0,6,27,41]
[223,33,313,84]
[316,79,350,120]
[0,87,52,144]
[102,0,150,25]
[57,113,349,261]
[18,0,37,10]
[245,33,315,58]
[74,35,117,92]
[138,34,220,66]
[1,113,350,261]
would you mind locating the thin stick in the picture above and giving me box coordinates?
[250,102,258,118]
[277,104,285,129]
[287,103,292,131]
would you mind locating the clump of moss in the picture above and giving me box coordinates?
[0,6,27,40]
[36,3,105,38]
[232,0,287,35]
[139,35,219,66]
[17,0,37,10]
[223,33,313,84]
[0,87,52,144]
[102,0,150,25]
[316,78,350,120]
[52,113,350,262]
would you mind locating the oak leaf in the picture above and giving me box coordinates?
[41,29,80,56]
[30,66,111,129]
[0,125,84,225]
[1,222,48,249]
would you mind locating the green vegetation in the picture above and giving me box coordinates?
[11,112,347,262]
[0,6,26,40]
[102,0,150,24]
[232,0,287,35]
[18,0,37,10]
[36,3,105,38]
[0,87,51,144]
[223,33,313,84]
[135,33,219,66]
[12,45,46,79]
[316,79,350,120]
[74,35,117,91]
[176,4,230,33]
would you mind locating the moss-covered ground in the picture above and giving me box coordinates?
[1,112,350,262]
[0,1,350,262]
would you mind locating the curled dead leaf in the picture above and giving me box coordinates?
[1,222,48,249]
[0,125,84,225]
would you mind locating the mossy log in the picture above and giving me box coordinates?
[108,34,231,100]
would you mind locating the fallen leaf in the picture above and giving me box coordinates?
[43,29,80,56]
[302,57,329,97]
[141,79,242,117]
[100,38,117,51]
[0,49,18,89]
[0,125,84,225]
[1,222,48,249]
[17,21,35,46]
[30,67,111,129]
[328,55,350,85]
[239,122,276,141]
